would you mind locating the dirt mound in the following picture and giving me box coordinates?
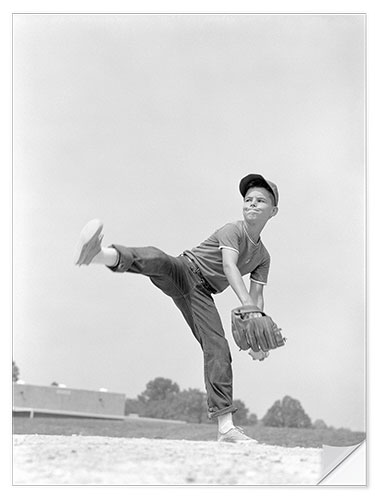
[13,434,322,485]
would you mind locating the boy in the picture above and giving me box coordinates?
[74,173,279,442]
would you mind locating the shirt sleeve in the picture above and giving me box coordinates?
[215,223,241,254]
[250,255,271,285]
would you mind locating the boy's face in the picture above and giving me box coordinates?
[243,186,278,224]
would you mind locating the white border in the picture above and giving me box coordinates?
[2,1,373,497]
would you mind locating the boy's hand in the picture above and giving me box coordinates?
[248,348,270,361]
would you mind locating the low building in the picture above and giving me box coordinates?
[13,383,126,420]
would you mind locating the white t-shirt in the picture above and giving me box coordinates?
[184,220,271,293]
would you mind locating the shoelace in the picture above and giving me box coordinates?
[234,426,245,434]
[219,426,247,437]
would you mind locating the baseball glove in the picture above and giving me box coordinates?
[231,305,286,354]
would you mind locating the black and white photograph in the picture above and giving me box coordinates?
[11,11,367,486]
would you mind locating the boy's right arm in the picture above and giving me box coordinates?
[222,248,254,306]
[223,248,269,361]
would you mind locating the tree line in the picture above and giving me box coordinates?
[13,361,325,429]
[125,376,317,428]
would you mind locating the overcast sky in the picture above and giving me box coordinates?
[12,13,365,431]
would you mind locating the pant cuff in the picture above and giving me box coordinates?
[207,404,238,419]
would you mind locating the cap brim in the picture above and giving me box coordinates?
[239,174,278,205]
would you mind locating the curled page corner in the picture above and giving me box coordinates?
[318,440,366,485]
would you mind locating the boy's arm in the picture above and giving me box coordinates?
[223,248,269,360]
[249,280,265,311]
[222,248,264,307]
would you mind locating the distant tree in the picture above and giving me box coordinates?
[282,396,312,428]
[51,381,59,386]
[248,413,258,426]
[12,361,20,382]
[262,395,312,428]
[136,378,256,425]
[178,389,207,423]
[262,399,284,427]
[140,393,176,419]
[313,419,328,430]
[232,399,250,425]
[125,398,145,416]
[139,377,180,404]
[139,388,208,423]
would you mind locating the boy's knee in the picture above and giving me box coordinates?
[204,341,233,364]
[145,247,172,272]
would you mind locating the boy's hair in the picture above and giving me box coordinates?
[244,180,277,206]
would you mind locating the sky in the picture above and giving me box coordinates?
[12,13,366,431]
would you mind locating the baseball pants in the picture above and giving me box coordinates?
[106,244,237,419]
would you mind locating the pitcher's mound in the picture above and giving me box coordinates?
[13,434,321,485]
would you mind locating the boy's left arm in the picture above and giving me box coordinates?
[249,280,265,311]
[248,280,270,360]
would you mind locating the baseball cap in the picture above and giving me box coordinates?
[239,174,279,206]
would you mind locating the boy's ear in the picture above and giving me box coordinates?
[271,206,279,218]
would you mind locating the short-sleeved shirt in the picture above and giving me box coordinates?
[183,220,270,293]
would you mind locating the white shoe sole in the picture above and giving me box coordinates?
[218,437,258,444]
[74,219,103,266]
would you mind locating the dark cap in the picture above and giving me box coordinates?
[239,174,279,206]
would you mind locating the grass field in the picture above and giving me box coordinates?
[13,415,365,448]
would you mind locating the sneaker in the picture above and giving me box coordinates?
[217,426,258,443]
[74,219,104,266]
